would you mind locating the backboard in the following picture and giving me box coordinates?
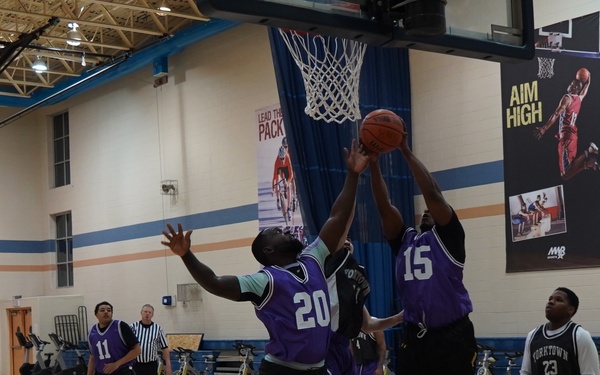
[536,14,600,58]
[197,0,534,62]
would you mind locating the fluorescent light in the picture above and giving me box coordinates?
[32,57,47,71]
[67,22,83,46]
[158,0,171,12]
[67,30,82,46]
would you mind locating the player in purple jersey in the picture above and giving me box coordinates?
[161,140,370,375]
[369,123,477,375]
[87,301,141,375]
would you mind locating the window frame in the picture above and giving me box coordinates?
[55,211,73,288]
[53,111,70,188]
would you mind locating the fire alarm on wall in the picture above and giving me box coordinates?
[162,295,177,307]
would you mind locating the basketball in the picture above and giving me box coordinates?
[576,68,590,83]
[359,109,406,154]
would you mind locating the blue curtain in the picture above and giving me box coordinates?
[268,27,414,332]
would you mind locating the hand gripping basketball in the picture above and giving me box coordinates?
[576,67,590,83]
[359,109,406,154]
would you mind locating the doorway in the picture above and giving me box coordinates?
[8,307,32,375]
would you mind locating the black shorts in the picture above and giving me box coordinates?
[133,361,158,375]
[96,366,136,375]
[258,360,327,375]
[397,315,477,375]
[277,167,290,181]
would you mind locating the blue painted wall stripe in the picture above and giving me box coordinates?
[74,204,258,248]
[0,204,258,254]
[0,159,505,254]
[420,160,504,193]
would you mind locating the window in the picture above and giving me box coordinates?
[56,212,73,287]
[53,112,70,187]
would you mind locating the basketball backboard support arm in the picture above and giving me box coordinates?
[196,0,534,63]
[197,0,393,45]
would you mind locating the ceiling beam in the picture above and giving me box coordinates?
[78,0,210,21]
[0,7,165,36]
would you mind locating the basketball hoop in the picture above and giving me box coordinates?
[548,32,563,52]
[537,57,555,79]
[278,29,367,124]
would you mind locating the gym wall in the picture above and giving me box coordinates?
[1,0,599,373]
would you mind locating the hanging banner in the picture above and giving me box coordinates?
[502,12,600,272]
[256,104,306,243]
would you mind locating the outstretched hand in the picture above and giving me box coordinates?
[343,139,370,174]
[161,223,193,257]
[533,126,545,140]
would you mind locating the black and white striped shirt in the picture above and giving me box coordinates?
[130,321,169,363]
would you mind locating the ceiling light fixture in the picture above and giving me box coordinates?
[67,22,83,46]
[81,53,86,67]
[32,56,48,72]
[158,0,171,12]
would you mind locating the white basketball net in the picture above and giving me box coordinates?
[537,57,555,79]
[278,29,367,124]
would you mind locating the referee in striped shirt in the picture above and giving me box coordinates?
[131,304,172,375]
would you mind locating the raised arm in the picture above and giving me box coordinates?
[399,145,453,226]
[370,157,405,240]
[319,140,369,253]
[161,223,241,301]
[580,74,591,100]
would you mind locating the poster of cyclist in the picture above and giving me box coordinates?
[256,104,307,243]
[501,12,600,272]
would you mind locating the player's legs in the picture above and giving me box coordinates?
[357,360,378,375]
[289,177,298,212]
[561,138,598,180]
[280,168,292,219]
[325,335,354,375]
[585,142,599,169]
[275,169,284,210]
[518,220,525,235]
[399,318,476,375]
[558,136,576,177]
[396,324,422,375]
[133,361,159,375]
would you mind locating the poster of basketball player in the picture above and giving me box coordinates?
[501,12,600,272]
[256,104,307,243]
